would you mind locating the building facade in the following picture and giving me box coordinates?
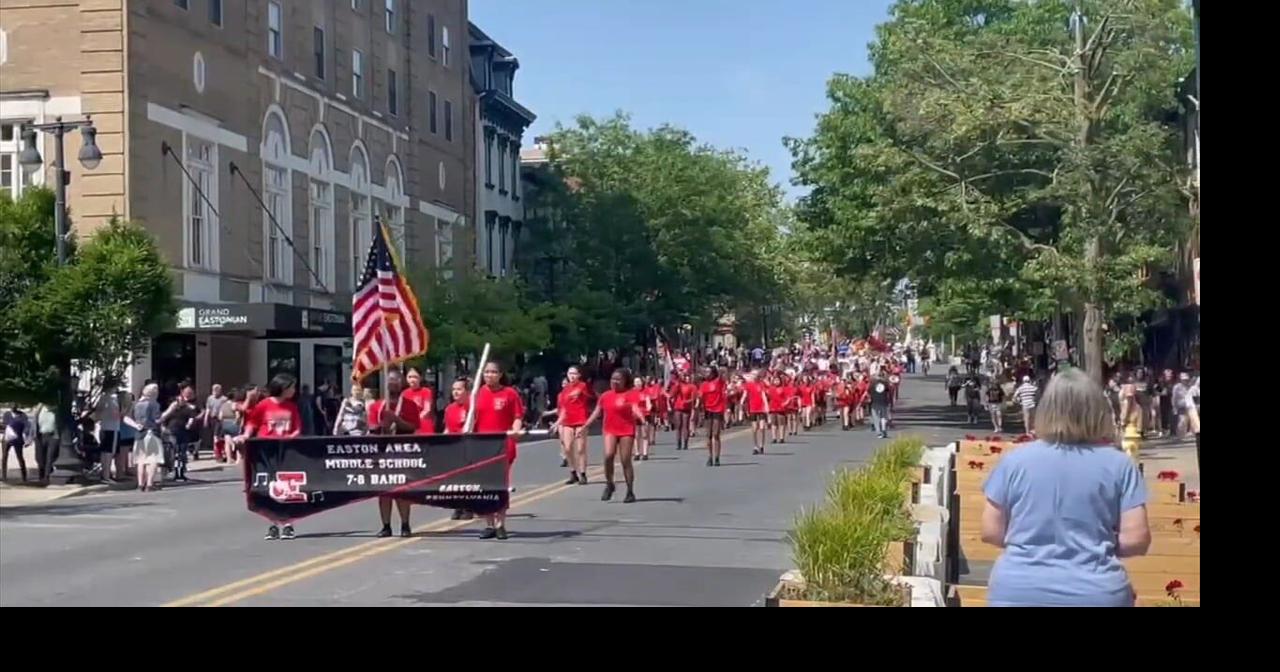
[1,0,476,397]
[469,22,533,278]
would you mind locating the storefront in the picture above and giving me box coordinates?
[129,302,352,399]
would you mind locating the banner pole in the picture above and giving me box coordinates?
[463,342,491,433]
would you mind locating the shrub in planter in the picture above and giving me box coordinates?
[787,505,908,606]
[869,436,926,479]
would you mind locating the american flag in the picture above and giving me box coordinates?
[351,222,429,382]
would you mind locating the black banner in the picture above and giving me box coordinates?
[244,434,510,523]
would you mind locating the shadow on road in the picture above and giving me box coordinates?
[0,500,157,520]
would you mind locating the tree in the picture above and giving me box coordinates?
[527,114,788,347]
[789,0,1194,381]
[1,188,176,403]
[410,269,552,373]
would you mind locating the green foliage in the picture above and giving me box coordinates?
[1,188,175,403]
[410,269,553,369]
[788,0,1194,369]
[787,437,924,605]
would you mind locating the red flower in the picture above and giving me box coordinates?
[989,445,1004,454]
[967,460,986,470]
[1157,470,1180,481]
[1186,490,1199,502]
[1165,580,1184,595]
[1193,524,1200,534]
[964,434,977,441]
[1172,518,1183,528]
[1015,434,1033,443]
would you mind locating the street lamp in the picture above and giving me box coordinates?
[19,116,102,483]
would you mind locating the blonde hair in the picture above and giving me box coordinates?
[1034,369,1118,446]
[142,383,160,400]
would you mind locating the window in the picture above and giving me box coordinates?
[483,132,493,186]
[442,26,450,66]
[267,2,283,59]
[387,69,398,115]
[1,121,38,199]
[435,217,454,280]
[383,161,405,259]
[0,28,7,65]
[428,90,437,134]
[209,0,223,26]
[349,149,372,290]
[351,50,364,98]
[313,27,325,79]
[444,100,453,141]
[498,138,506,193]
[310,179,333,289]
[427,14,437,57]
[184,139,216,270]
[384,0,395,34]
[174,0,188,9]
[510,144,519,198]
[264,165,289,282]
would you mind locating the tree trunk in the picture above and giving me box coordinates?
[1074,1,1104,385]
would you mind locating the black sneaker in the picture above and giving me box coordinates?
[706,457,714,467]
[714,457,721,467]
[281,525,295,540]
[495,526,509,540]
[400,524,412,538]
[752,448,761,455]
[479,527,498,540]
[623,490,636,504]
[377,525,393,538]
[264,525,280,541]
[566,471,579,485]
[641,454,649,461]
[601,483,615,501]
[451,509,465,520]
[560,458,569,468]
[577,473,588,485]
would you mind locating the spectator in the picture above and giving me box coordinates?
[117,393,137,478]
[946,366,962,407]
[1171,372,1192,437]
[868,373,892,439]
[1156,370,1175,438]
[127,383,165,492]
[3,405,30,482]
[986,377,1006,434]
[333,383,368,437]
[981,369,1150,606]
[92,384,122,480]
[161,384,200,481]
[203,384,228,453]
[1014,375,1039,434]
[33,403,58,483]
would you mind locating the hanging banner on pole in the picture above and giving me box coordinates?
[244,433,510,523]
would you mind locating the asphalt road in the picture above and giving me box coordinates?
[0,373,972,607]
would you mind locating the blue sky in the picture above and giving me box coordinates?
[470,0,894,200]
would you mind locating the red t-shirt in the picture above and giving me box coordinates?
[800,385,815,406]
[402,386,436,433]
[766,385,786,412]
[600,390,639,437]
[443,401,468,434]
[744,381,768,414]
[646,384,667,413]
[247,397,302,437]
[473,385,524,433]
[783,385,799,410]
[700,378,727,414]
[368,396,424,435]
[556,381,593,427]
[672,382,697,412]
[633,388,654,417]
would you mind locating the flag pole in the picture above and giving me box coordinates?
[463,342,491,433]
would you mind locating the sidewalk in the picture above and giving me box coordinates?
[0,446,233,509]
[1137,433,1200,492]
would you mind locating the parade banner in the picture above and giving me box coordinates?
[245,433,510,523]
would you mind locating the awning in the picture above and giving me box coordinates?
[173,302,351,338]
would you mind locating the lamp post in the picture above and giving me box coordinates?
[18,116,103,484]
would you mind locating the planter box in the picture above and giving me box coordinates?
[1122,554,1200,575]
[765,580,912,608]
[949,584,988,607]
[1149,515,1200,537]
[1148,479,1187,504]
[883,540,916,575]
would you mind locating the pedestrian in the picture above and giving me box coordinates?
[698,366,728,467]
[368,369,421,538]
[217,388,244,462]
[242,373,303,540]
[669,371,697,451]
[545,366,591,482]
[979,369,1150,606]
[1183,376,1200,473]
[203,383,227,459]
[1171,372,1192,437]
[297,384,316,436]
[440,378,476,521]
[92,384,122,480]
[946,367,962,407]
[1014,375,1039,434]
[117,393,137,479]
[869,373,892,439]
[2,405,30,482]
[964,371,983,426]
[632,375,654,461]
[580,368,645,502]
[744,368,770,455]
[402,368,436,434]
[333,383,368,437]
[1156,370,1175,438]
[986,377,1006,434]
[471,360,525,540]
[33,402,58,483]
[160,384,200,481]
[127,384,165,491]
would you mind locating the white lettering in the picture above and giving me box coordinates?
[371,474,407,485]
[324,458,374,469]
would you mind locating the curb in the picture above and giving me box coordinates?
[0,483,110,510]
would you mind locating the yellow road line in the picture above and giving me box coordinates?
[169,427,755,607]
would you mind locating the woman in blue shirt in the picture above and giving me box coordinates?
[981,368,1151,607]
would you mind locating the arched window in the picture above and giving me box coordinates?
[382,156,405,259]
[308,127,334,291]
[261,108,292,284]
[349,144,372,290]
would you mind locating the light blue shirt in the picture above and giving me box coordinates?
[983,440,1146,607]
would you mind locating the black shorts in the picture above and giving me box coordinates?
[705,411,725,421]
[750,413,769,422]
